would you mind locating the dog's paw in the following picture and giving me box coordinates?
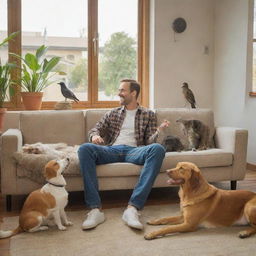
[147,220,158,225]
[58,225,67,231]
[39,226,49,231]
[147,219,165,225]
[64,221,73,226]
[144,233,156,240]
[238,231,250,239]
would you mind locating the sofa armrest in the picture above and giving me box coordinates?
[214,127,248,180]
[0,129,23,194]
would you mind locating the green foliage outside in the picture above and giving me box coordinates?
[99,32,137,98]
[68,31,136,98]
[68,58,88,91]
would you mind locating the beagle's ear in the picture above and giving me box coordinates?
[189,169,201,191]
[43,166,57,180]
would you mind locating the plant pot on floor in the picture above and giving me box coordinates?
[21,92,43,110]
[0,107,7,132]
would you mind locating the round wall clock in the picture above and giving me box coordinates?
[172,18,187,33]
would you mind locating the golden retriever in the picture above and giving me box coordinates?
[144,162,256,240]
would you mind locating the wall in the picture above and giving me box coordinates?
[150,0,215,109]
[214,0,256,164]
[151,0,256,163]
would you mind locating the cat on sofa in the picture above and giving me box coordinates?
[176,118,210,151]
[161,135,184,152]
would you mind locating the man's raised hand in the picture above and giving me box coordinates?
[92,135,105,145]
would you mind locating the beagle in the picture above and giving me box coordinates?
[0,158,72,238]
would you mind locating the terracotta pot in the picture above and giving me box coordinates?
[0,108,7,132]
[21,92,43,110]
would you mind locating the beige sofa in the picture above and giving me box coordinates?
[0,108,248,211]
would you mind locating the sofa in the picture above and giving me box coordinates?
[0,108,248,211]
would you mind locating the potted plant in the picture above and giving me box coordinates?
[12,45,65,110]
[0,32,18,131]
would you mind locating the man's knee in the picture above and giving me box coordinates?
[78,143,95,157]
[149,143,166,157]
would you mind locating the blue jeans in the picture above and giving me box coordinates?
[78,143,166,210]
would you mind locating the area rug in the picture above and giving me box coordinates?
[2,204,256,256]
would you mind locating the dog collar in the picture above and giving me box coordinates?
[47,181,65,187]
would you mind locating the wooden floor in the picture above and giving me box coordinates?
[0,170,256,256]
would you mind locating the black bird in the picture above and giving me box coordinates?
[182,82,196,108]
[58,82,79,103]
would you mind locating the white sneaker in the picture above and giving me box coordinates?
[122,207,143,230]
[82,209,105,230]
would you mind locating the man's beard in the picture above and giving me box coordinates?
[120,96,132,106]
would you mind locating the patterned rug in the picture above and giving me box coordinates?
[2,204,256,256]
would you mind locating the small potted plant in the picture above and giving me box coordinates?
[12,45,65,110]
[0,32,18,131]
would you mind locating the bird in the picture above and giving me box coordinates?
[182,82,196,108]
[58,82,79,103]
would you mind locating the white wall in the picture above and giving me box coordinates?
[214,0,256,164]
[151,0,256,163]
[151,0,215,109]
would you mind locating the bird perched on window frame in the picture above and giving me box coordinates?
[182,82,196,108]
[58,82,79,103]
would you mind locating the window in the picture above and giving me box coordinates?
[22,0,88,103]
[253,2,256,92]
[5,0,149,109]
[98,0,137,101]
[0,0,8,102]
[0,0,7,62]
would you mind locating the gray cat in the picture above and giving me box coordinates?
[176,118,210,151]
[162,135,184,152]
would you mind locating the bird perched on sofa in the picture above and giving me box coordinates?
[58,82,80,102]
[182,82,196,108]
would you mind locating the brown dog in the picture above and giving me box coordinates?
[144,162,256,240]
[0,158,72,239]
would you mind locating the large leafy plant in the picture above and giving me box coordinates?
[0,32,18,108]
[12,45,65,92]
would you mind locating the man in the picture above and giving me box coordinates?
[78,79,169,230]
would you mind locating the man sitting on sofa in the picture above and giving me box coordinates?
[78,79,169,230]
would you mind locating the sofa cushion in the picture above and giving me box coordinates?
[155,108,215,148]
[161,149,233,171]
[14,147,232,184]
[84,109,110,142]
[94,149,233,177]
[84,108,215,148]
[3,111,20,133]
[20,110,86,145]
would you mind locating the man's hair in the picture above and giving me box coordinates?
[120,79,140,99]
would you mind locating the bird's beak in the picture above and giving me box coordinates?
[57,82,61,84]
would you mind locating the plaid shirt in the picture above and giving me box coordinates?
[88,105,159,146]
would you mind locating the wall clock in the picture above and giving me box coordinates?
[172,18,187,33]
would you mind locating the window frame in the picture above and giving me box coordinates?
[5,0,149,110]
[251,36,256,96]
[251,0,256,96]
